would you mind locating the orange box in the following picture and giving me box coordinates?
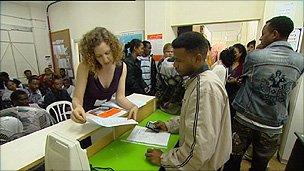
[97,108,122,118]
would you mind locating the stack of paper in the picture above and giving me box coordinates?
[87,114,138,127]
[126,126,170,147]
[126,94,155,108]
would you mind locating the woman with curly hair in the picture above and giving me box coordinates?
[71,27,138,124]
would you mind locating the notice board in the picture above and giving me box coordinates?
[50,29,74,78]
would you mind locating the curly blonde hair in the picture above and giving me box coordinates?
[79,27,124,74]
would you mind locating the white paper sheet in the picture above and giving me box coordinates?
[126,94,155,108]
[126,126,170,147]
[87,114,138,127]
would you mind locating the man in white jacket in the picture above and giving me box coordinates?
[145,32,232,170]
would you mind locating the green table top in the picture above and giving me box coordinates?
[89,110,179,170]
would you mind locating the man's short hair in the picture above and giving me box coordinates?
[172,31,209,57]
[10,90,27,103]
[28,75,39,84]
[266,16,294,38]
[0,72,9,78]
[247,40,256,47]
[23,70,31,74]
[142,40,151,47]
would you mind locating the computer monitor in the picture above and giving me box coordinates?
[45,132,90,170]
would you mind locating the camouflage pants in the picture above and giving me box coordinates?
[223,119,280,171]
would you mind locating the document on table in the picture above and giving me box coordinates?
[126,94,155,108]
[87,114,138,127]
[126,126,170,147]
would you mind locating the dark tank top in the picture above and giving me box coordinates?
[83,64,123,112]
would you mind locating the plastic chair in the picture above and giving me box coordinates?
[46,101,72,123]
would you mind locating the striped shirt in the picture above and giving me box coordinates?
[139,56,152,88]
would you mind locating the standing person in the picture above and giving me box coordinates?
[223,16,304,171]
[145,32,232,170]
[212,47,234,85]
[71,27,138,124]
[156,43,185,115]
[162,43,174,59]
[138,40,157,95]
[225,43,247,119]
[246,40,256,53]
[124,39,150,96]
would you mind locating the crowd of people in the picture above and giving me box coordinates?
[0,67,74,144]
[1,15,303,171]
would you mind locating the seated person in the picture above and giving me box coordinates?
[0,116,24,145]
[0,71,10,90]
[39,67,54,96]
[2,80,18,101]
[60,68,70,80]
[63,78,75,98]
[1,80,24,109]
[23,69,33,88]
[71,27,138,124]
[25,76,44,107]
[2,90,54,136]
[44,75,72,122]
[44,75,72,107]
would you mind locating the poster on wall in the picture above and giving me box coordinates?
[287,27,303,53]
[147,33,163,62]
[51,29,74,78]
[116,30,144,45]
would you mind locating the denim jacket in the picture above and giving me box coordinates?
[233,41,304,128]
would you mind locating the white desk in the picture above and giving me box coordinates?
[0,94,155,170]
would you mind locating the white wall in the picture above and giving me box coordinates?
[171,1,265,26]
[48,1,145,69]
[48,1,145,40]
[145,0,176,44]
[263,0,303,28]
[145,0,265,49]
[0,1,51,82]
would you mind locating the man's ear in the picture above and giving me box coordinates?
[195,53,203,64]
[273,30,281,40]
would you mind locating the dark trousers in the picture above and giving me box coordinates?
[223,119,280,171]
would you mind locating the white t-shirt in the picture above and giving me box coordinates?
[65,85,75,98]
[212,62,227,85]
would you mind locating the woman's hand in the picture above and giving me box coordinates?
[71,106,86,124]
[127,106,138,120]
